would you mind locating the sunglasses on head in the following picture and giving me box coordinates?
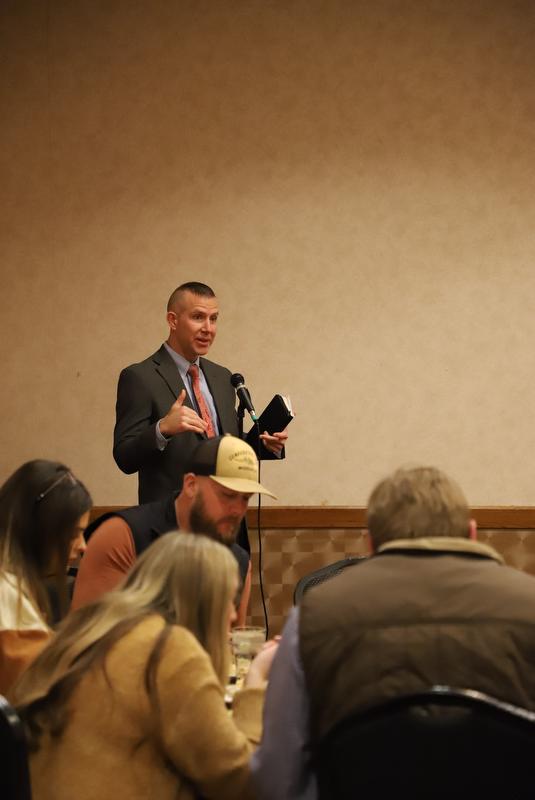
[36,471,78,502]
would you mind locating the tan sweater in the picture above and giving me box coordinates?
[30,616,264,800]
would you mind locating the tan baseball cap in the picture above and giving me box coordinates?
[185,434,277,498]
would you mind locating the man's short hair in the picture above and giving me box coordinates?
[367,466,470,550]
[167,282,215,311]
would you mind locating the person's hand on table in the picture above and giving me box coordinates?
[244,638,280,689]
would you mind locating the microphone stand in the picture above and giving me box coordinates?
[236,394,268,637]
[237,398,246,439]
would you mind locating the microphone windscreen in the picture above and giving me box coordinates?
[231,373,245,388]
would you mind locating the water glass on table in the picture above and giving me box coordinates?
[230,626,267,684]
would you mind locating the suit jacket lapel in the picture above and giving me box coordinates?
[151,345,195,410]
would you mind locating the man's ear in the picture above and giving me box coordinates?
[167,310,178,330]
[182,473,197,498]
[468,518,477,540]
[365,530,375,555]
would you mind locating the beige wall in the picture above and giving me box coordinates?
[1,0,535,506]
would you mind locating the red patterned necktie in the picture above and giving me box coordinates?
[187,364,216,438]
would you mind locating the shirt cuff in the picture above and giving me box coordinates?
[155,420,169,450]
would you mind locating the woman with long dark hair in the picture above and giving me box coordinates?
[0,459,92,694]
[13,533,276,800]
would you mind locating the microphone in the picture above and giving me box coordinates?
[231,373,259,422]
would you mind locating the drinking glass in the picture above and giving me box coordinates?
[230,626,266,684]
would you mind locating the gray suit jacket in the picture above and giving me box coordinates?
[113,345,239,503]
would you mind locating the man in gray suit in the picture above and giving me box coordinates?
[113,281,287,507]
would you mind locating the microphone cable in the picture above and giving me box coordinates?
[253,421,269,639]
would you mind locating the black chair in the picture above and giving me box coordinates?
[315,685,535,800]
[293,556,366,604]
[0,694,32,800]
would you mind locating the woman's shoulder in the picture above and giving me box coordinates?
[113,615,209,663]
[106,615,216,691]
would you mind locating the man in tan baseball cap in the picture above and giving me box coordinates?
[177,434,275,547]
[72,435,275,624]
[183,433,276,510]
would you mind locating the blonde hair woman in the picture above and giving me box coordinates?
[13,532,276,800]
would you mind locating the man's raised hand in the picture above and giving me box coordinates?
[159,389,208,437]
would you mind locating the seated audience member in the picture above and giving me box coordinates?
[0,460,91,695]
[72,435,275,623]
[13,533,277,800]
[252,466,535,800]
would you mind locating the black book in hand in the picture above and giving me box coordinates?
[245,394,294,451]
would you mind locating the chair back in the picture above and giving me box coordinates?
[0,695,32,800]
[293,556,366,604]
[316,686,535,800]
